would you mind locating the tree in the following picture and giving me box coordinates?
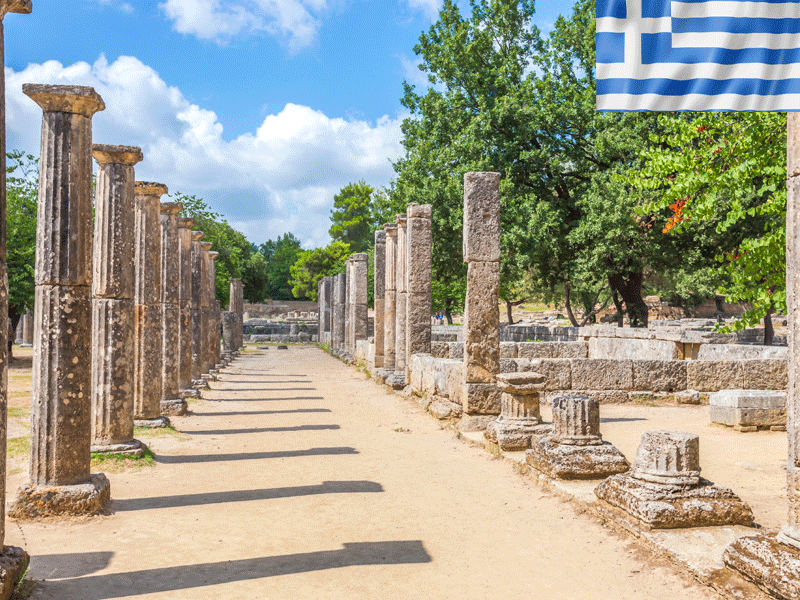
[266,233,303,300]
[241,250,270,303]
[289,241,351,301]
[329,181,384,254]
[7,151,37,331]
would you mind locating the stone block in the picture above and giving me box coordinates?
[738,359,788,390]
[446,361,464,405]
[527,359,572,390]
[434,359,458,396]
[464,261,500,382]
[500,342,517,358]
[588,337,682,360]
[632,360,687,392]
[723,532,800,600]
[431,341,450,359]
[463,172,500,262]
[698,344,788,361]
[9,473,111,519]
[551,342,589,359]
[545,390,629,404]
[687,360,741,392]
[526,439,629,480]
[449,342,464,359]
[517,342,552,359]
[709,390,786,429]
[570,359,633,390]
[462,382,501,415]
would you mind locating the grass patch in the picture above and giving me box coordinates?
[7,407,27,419]
[630,395,658,408]
[7,436,29,460]
[11,569,37,600]
[134,424,187,439]
[91,446,156,471]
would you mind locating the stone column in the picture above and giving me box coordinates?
[198,241,213,379]
[214,299,223,367]
[333,273,346,351]
[221,311,236,353]
[133,182,168,428]
[460,173,501,431]
[21,310,32,345]
[352,253,368,347]
[10,84,111,520]
[160,201,187,417]
[229,278,243,352]
[177,216,197,396]
[484,372,549,451]
[383,224,397,372]
[394,214,408,383]
[207,250,220,375]
[90,144,145,457]
[723,115,800,596]
[405,204,432,383]
[191,232,207,387]
[344,259,353,354]
[374,231,386,368]
[13,316,22,344]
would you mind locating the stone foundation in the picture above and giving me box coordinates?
[91,439,146,457]
[723,532,800,600]
[161,398,188,416]
[527,439,629,479]
[135,416,170,428]
[9,474,111,519]
[0,546,29,600]
[710,389,786,431]
[485,419,550,451]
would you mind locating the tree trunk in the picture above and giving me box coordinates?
[506,299,515,325]
[445,298,454,326]
[764,307,774,346]
[611,288,624,327]
[609,271,648,328]
[563,282,579,327]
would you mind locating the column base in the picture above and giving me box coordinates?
[91,439,147,457]
[526,438,630,480]
[9,474,111,519]
[180,388,201,399]
[215,363,225,370]
[161,398,188,416]
[594,473,754,530]
[386,373,406,390]
[0,545,29,600]
[135,416,171,428]
[193,378,209,389]
[723,531,800,600]
[484,418,551,451]
[457,414,496,432]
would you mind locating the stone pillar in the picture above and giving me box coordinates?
[344,259,353,354]
[13,315,22,344]
[133,182,168,428]
[723,115,800,596]
[177,216,196,396]
[526,394,628,479]
[460,173,501,431]
[207,250,220,375]
[191,233,207,387]
[374,231,386,368]
[405,204,432,383]
[352,253,368,348]
[333,273,346,351]
[199,241,213,378]
[222,311,236,354]
[21,310,32,345]
[214,299,223,367]
[394,214,408,382]
[484,372,549,451]
[383,224,397,372]
[90,144,145,457]
[10,84,111,520]
[160,201,187,416]
[229,278,243,352]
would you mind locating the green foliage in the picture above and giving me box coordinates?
[289,241,351,300]
[263,233,304,300]
[329,181,388,253]
[241,250,270,303]
[7,151,38,328]
[629,112,786,328]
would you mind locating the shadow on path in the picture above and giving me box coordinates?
[156,447,358,464]
[188,424,341,435]
[113,480,383,511]
[212,387,318,392]
[211,396,325,403]
[192,408,332,417]
[600,417,648,423]
[39,541,431,599]
[32,552,114,579]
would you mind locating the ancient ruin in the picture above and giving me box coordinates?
[177,216,198,398]
[484,372,550,451]
[160,201,187,416]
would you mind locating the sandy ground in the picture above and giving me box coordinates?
[2,345,778,599]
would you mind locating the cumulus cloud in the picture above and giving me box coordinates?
[158,0,331,50]
[406,0,441,20]
[6,55,405,247]
[97,0,134,14]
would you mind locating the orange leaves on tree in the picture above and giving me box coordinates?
[663,196,688,233]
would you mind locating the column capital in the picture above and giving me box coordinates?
[192,231,204,241]
[23,84,105,117]
[159,202,183,215]
[407,203,432,219]
[385,224,397,237]
[135,181,168,198]
[209,251,219,261]
[375,229,386,244]
[177,216,195,229]
[92,144,143,166]
[395,214,407,227]
[352,253,368,262]
[200,241,213,252]
[0,0,31,17]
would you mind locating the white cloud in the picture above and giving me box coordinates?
[97,0,135,14]
[399,54,430,89]
[405,0,441,20]
[6,55,405,248]
[158,0,331,51]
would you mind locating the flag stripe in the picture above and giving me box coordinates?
[672,1,800,19]
[597,0,627,19]
[598,76,800,95]
[673,16,800,33]
[643,32,800,63]
[672,31,800,49]
[598,92,800,111]
[597,32,626,63]
[598,60,800,79]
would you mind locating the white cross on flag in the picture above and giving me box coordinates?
[596,0,800,111]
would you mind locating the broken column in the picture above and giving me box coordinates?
[331,272,345,352]
[596,431,753,529]
[177,216,197,397]
[352,254,368,351]
[206,250,220,375]
[394,214,408,384]
[133,182,168,428]
[199,241,213,379]
[484,372,550,451]
[21,310,32,345]
[405,204,432,383]
[344,259,353,355]
[460,172,501,431]
[723,114,800,597]
[526,394,628,479]
[90,144,146,457]
[222,311,236,355]
[374,232,386,368]
[191,232,207,387]
[10,84,111,519]
[229,278,243,352]
[383,224,397,373]
[214,299,223,367]
[318,276,332,346]
[160,201,187,417]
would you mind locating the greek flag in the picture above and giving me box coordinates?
[597,0,800,111]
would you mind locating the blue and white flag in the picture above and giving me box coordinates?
[597,0,800,111]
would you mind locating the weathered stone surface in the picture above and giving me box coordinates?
[30,284,92,486]
[484,372,548,450]
[570,359,633,391]
[698,343,788,361]
[448,342,464,360]
[431,341,449,359]
[632,360,687,392]
[395,215,408,372]
[133,183,165,305]
[90,439,146,458]
[552,394,601,445]
[499,342,517,358]
[428,396,462,420]
[485,418,551,451]
[686,360,742,392]
[463,172,500,262]
[723,532,800,600]
[739,358,788,390]
[528,359,572,390]
[595,474,754,529]
[134,415,170,428]
[464,261,500,383]
[0,1,32,16]
[549,390,630,404]
[710,389,786,429]
[629,430,701,486]
[9,473,111,519]
[332,273,346,351]
[406,203,432,294]
[133,303,163,420]
[518,341,588,359]
[177,216,195,391]
[588,337,682,361]
[462,382,501,415]
[0,546,30,600]
[383,224,397,369]
[526,439,629,480]
[23,84,104,118]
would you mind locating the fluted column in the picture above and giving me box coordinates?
[351,253,368,345]
[160,201,187,416]
[133,182,168,427]
[405,204,432,383]
[384,224,397,371]
[199,241,213,378]
[374,231,386,368]
[395,214,408,380]
[21,310,32,345]
[90,144,145,456]
[177,217,196,396]
[229,278,243,352]
[207,250,219,375]
[10,84,111,520]
[191,232,206,386]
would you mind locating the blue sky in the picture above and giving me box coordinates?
[4,0,566,248]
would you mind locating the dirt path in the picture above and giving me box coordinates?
[8,346,720,599]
